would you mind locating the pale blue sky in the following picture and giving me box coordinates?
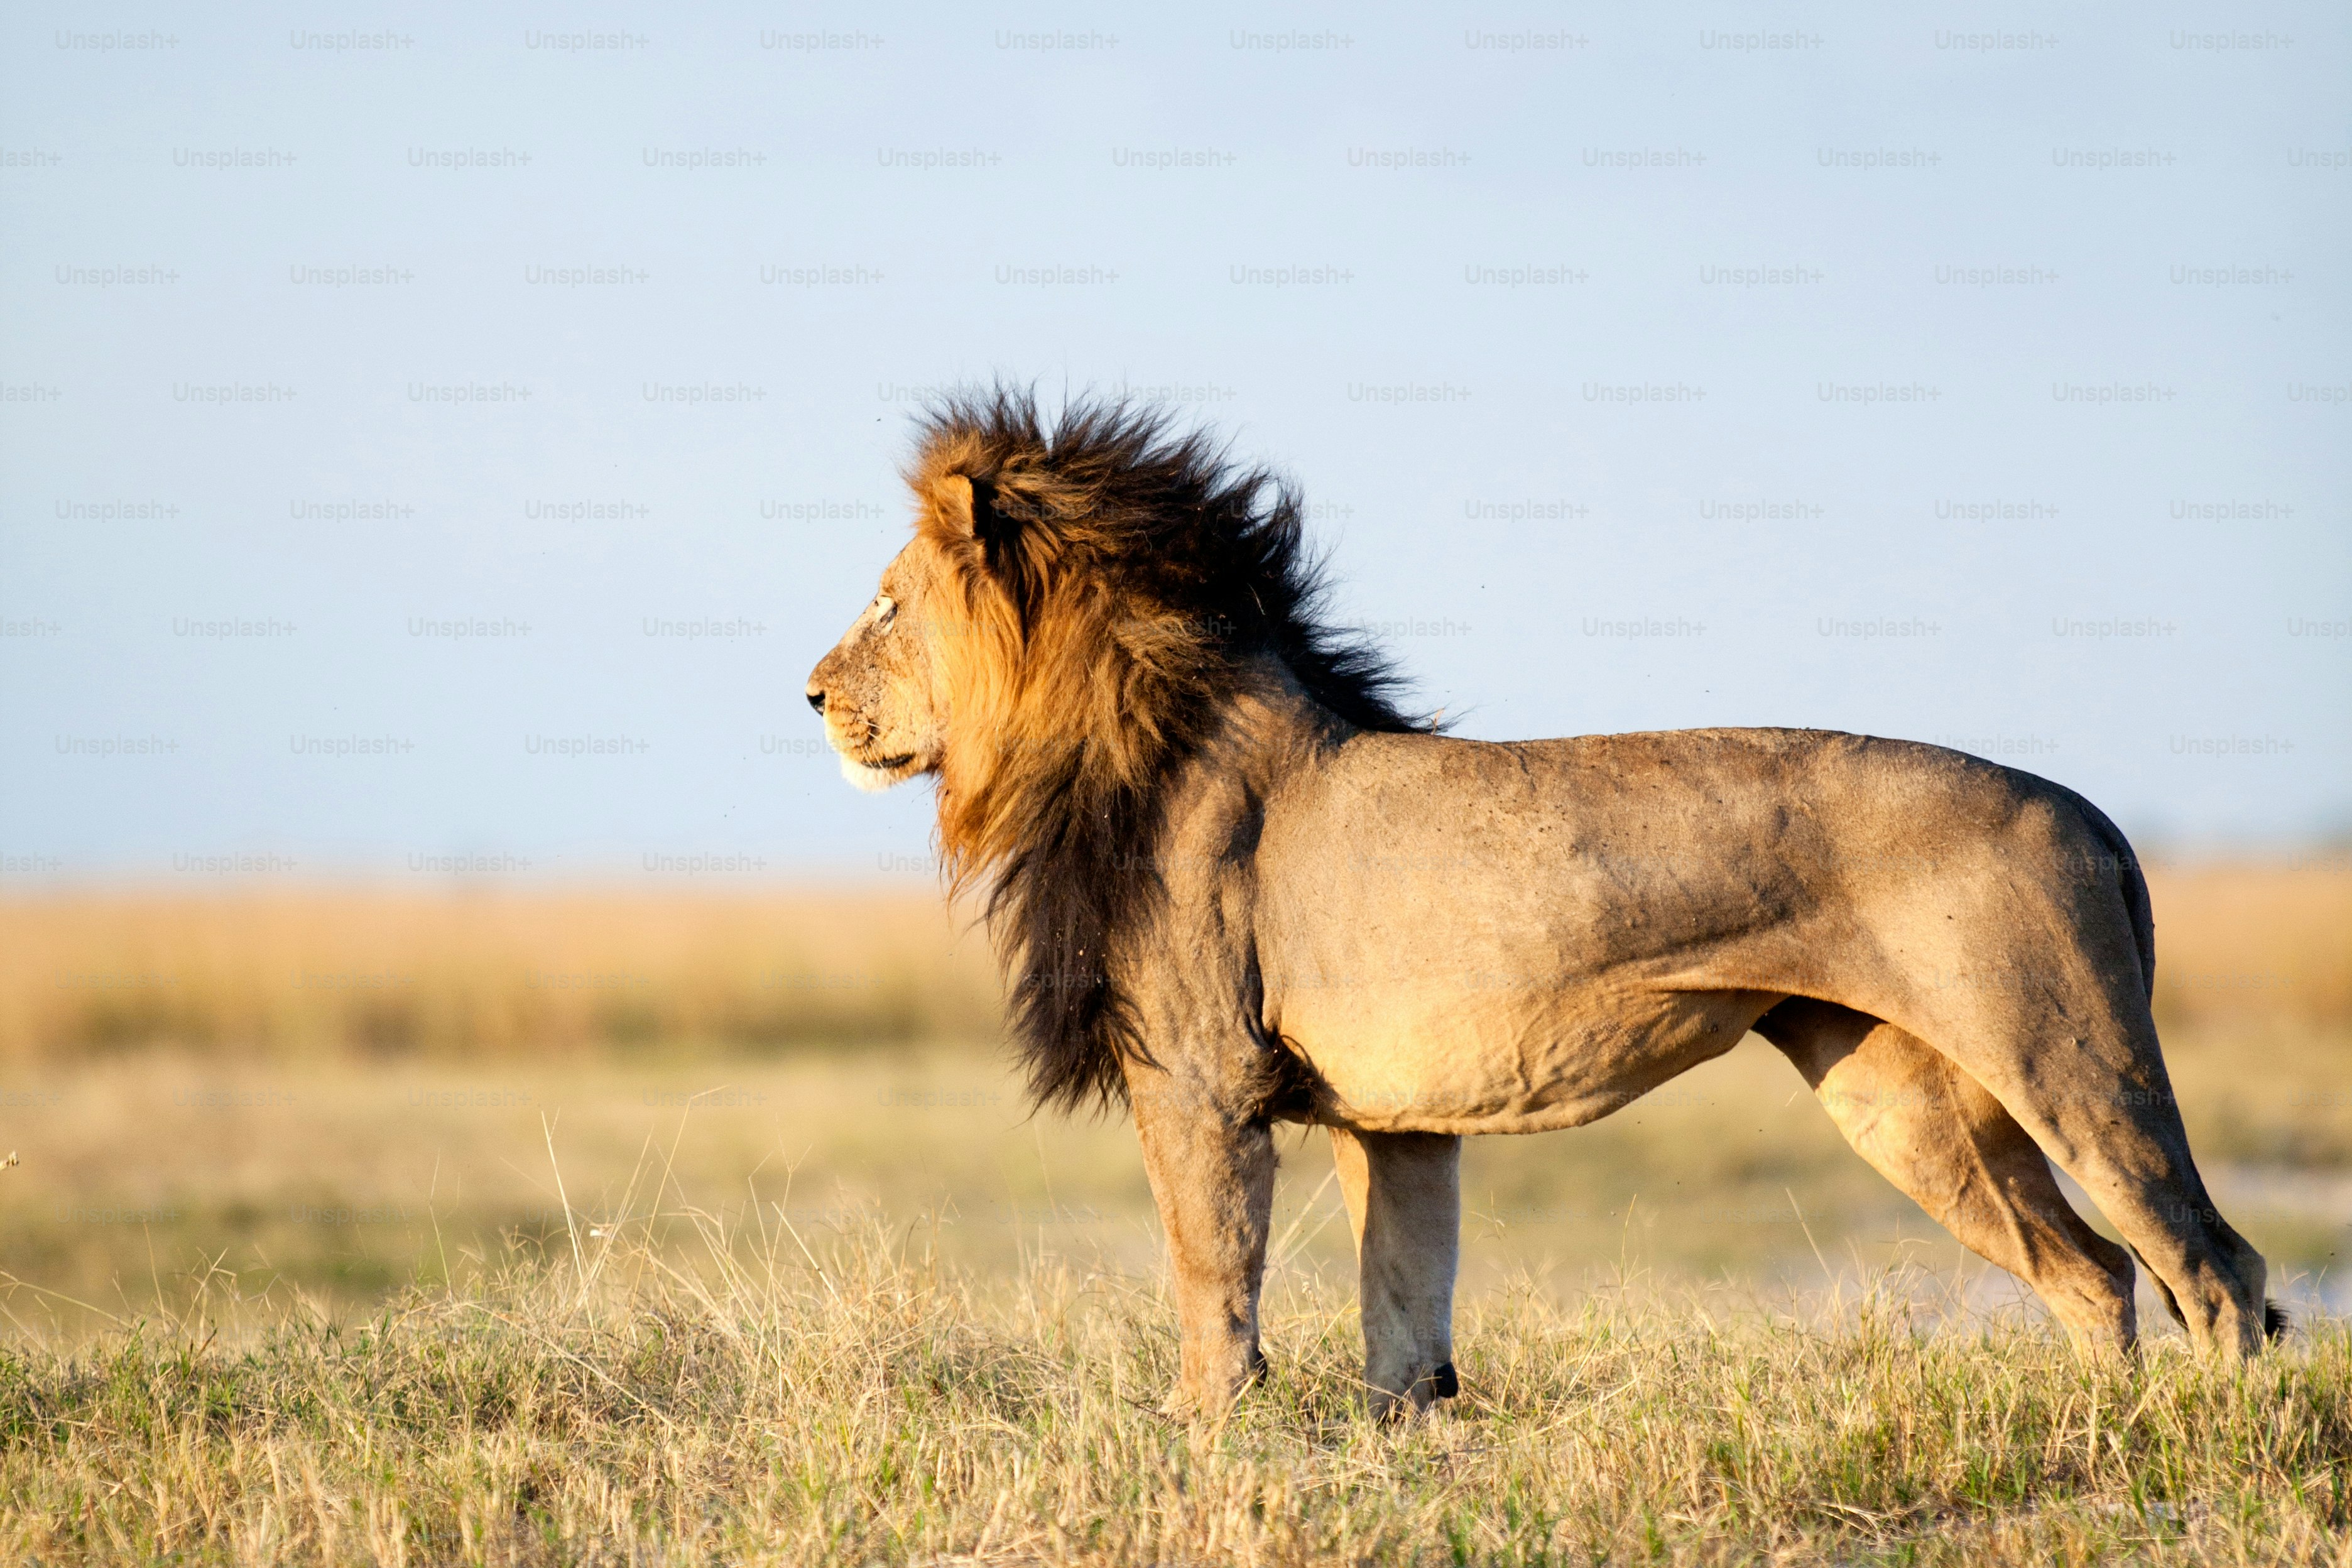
[3,0,2346,881]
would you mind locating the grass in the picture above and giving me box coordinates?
[2145,858,2352,1030]
[0,868,2343,1562]
[1,1219,2348,1565]
[0,885,1000,1060]
[3,1025,2343,1332]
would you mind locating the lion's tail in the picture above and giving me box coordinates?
[2054,784,2156,1003]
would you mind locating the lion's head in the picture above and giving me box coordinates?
[803,536,954,794]
[807,387,1427,1109]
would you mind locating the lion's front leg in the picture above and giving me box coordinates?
[1328,1126,1461,1420]
[1131,1072,1277,1418]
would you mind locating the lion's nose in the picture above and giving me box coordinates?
[805,687,826,714]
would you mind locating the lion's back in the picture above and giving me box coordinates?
[1276,722,2108,911]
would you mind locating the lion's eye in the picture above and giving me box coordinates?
[874,595,898,630]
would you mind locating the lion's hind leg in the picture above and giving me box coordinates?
[1753,997,2138,1350]
[1897,970,2275,1357]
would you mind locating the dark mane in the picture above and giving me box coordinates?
[908,386,1429,1113]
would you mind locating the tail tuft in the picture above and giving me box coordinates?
[2265,1300,2291,1341]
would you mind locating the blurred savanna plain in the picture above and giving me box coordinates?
[0,860,2348,1563]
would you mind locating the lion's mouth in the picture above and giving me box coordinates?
[838,747,922,795]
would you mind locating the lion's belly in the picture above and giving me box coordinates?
[1275,977,1781,1135]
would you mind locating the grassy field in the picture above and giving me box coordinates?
[2,1228,2348,1565]
[0,864,2344,1562]
[0,1026,2347,1329]
[0,885,1001,1062]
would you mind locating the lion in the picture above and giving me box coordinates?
[807,389,2279,1419]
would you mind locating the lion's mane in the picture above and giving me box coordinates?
[905,388,1428,1112]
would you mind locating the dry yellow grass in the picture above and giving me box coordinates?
[2145,858,2352,1030]
[0,859,2343,1062]
[0,868,2343,1562]
[1,1221,2347,1566]
[0,885,1001,1060]
[2,1026,2343,1341]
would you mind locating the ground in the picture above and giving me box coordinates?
[2,1226,2348,1565]
[0,874,2344,1562]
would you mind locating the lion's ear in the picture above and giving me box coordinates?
[930,474,980,538]
[932,473,1018,577]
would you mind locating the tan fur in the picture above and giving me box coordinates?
[1329,1128,1461,1415]
[811,416,2273,1419]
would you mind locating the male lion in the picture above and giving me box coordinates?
[807,390,2278,1419]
